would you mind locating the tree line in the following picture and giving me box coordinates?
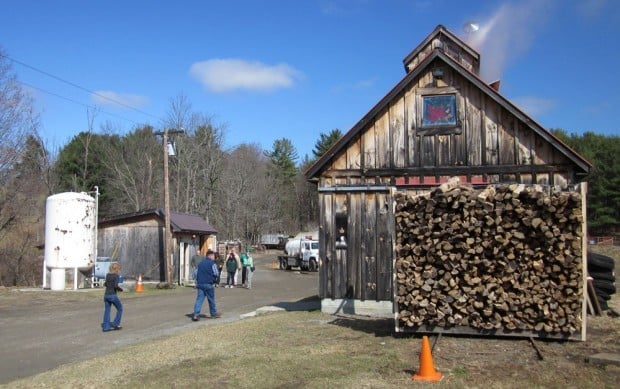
[551,129,620,237]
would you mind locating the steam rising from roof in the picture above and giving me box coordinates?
[463,0,552,82]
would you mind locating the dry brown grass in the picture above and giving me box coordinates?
[3,246,619,388]
[5,311,619,387]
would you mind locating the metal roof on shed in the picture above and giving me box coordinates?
[99,208,217,235]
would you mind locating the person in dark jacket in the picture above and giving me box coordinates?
[225,251,238,288]
[192,250,222,321]
[213,250,224,287]
[102,262,123,332]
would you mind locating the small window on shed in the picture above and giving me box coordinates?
[335,212,348,249]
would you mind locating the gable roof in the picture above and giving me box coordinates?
[166,210,218,234]
[402,24,480,73]
[305,29,591,179]
[99,209,217,235]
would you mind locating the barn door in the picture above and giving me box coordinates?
[319,188,394,302]
[178,238,197,285]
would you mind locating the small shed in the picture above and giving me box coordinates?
[98,209,217,284]
[305,25,591,339]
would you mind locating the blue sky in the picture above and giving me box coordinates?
[1,0,619,160]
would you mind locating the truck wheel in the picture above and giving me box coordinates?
[309,259,318,272]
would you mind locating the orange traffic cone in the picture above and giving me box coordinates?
[413,336,443,382]
[135,274,144,293]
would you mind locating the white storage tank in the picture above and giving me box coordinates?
[44,192,97,290]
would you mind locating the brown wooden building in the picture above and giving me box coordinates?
[305,25,591,320]
[98,209,217,284]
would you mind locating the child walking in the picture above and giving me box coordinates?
[102,262,123,332]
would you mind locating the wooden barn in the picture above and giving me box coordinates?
[305,25,591,339]
[98,209,217,285]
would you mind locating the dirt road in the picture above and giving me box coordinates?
[0,253,319,384]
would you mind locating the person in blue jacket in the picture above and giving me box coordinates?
[192,249,222,321]
[102,262,123,332]
[225,251,238,288]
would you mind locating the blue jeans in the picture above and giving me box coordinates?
[102,294,123,331]
[193,284,217,317]
[227,271,235,287]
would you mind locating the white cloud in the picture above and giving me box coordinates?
[511,96,556,117]
[91,91,149,108]
[189,59,304,93]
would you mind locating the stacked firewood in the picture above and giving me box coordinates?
[395,179,584,335]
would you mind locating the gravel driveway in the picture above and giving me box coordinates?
[0,253,319,384]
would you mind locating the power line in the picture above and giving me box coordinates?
[1,53,162,122]
[18,80,146,126]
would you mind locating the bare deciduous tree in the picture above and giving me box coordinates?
[214,143,271,241]
[0,135,48,286]
[0,48,43,286]
[0,48,38,183]
[161,95,227,225]
[98,123,162,213]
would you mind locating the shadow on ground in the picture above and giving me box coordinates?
[270,295,395,337]
[328,315,395,337]
[271,295,321,311]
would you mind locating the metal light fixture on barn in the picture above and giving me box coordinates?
[432,67,444,87]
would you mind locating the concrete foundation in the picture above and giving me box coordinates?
[321,298,393,318]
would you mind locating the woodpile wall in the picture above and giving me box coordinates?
[394,178,585,338]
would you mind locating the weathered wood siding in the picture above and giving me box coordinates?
[326,62,578,186]
[319,184,394,301]
[98,219,165,281]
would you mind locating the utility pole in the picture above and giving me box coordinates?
[154,128,184,286]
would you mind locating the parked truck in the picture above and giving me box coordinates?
[278,238,319,272]
[260,233,288,250]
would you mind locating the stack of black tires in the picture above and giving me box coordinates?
[588,252,616,310]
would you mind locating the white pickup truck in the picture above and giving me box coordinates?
[278,239,319,272]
